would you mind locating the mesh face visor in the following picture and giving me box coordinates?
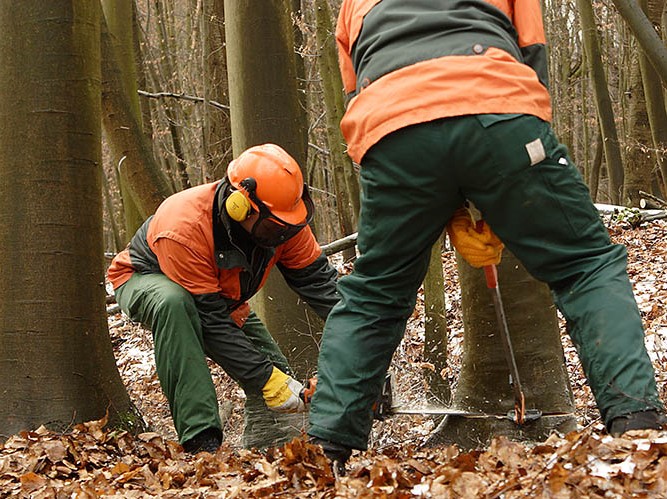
[247,184,314,247]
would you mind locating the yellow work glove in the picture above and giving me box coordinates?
[446,208,504,268]
[262,367,306,413]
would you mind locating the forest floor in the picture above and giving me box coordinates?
[1,215,667,498]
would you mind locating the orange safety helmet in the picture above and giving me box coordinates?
[226,144,309,225]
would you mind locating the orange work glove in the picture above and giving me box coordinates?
[446,208,504,268]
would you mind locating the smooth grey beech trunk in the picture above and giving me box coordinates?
[427,251,577,450]
[224,0,322,380]
[0,1,134,438]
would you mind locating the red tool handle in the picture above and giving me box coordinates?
[300,377,317,404]
[483,264,498,289]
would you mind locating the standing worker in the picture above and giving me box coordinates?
[309,0,665,472]
[108,144,339,454]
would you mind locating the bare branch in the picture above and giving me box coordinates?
[138,89,230,111]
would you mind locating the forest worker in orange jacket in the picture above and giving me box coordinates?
[308,0,665,472]
[108,144,339,454]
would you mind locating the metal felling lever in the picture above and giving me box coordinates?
[482,263,526,424]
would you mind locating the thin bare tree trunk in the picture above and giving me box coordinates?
[314,0,359,261]
[577,0,625,203]
[101,3,174,222]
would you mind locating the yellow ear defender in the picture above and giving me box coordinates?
[225,190,252,221]
[225,177,257,222]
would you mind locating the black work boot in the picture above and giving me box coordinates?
[607,409,667,437]
[182,427,223,454]
[310,437,352,477]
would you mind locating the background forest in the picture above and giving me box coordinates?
[101,0,666,253]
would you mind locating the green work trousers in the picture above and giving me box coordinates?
[309,114,663,450]
[115,272,301,448]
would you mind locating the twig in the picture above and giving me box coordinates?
[138,89,230,111]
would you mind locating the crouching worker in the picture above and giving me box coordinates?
[108,144,339,454]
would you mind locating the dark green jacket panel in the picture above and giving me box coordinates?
[521,43,548,88]
[128,215,161,274]
[352,0,522,95]
[278,253,340,320]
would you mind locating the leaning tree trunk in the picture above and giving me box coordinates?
[611,0,667,85]
[0,1,134,438]
[577,0,625,203]
[224,0,322,379]
[101,3,174,225]
[639,0,667,197]
[427,251,577,450]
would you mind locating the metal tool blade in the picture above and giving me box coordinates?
[390,406,543,422]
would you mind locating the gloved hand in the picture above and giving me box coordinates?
[446,208,504,268]
[262,367,306,413]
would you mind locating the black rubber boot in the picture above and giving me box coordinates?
[182,427,223,454]
[607,409,667,437]
[310,437,352,477]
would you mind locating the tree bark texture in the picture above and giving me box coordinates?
[427,252,576,450]
[101,7,174,222]
[224,0,321,378]
[577,0,625,203]
[0,1,132,437]
[314,0,359,260]
[624,47,655,206]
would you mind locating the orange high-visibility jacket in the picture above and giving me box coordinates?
[108,181,337,327]
[336,0,552,163]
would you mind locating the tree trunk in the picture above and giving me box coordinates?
[589,129,604,202]
[426,251,576,450]
[611,0,667,86]
[314,0,359,262]
[577,0,625,203]
[422,239,451,405]
[152,0,191,190]
[224,0,321,378]
[101,3,174,223]
[639,0,667,198]
[203,0,233,182]
[623,46,655,206]
[0,1,134,437]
